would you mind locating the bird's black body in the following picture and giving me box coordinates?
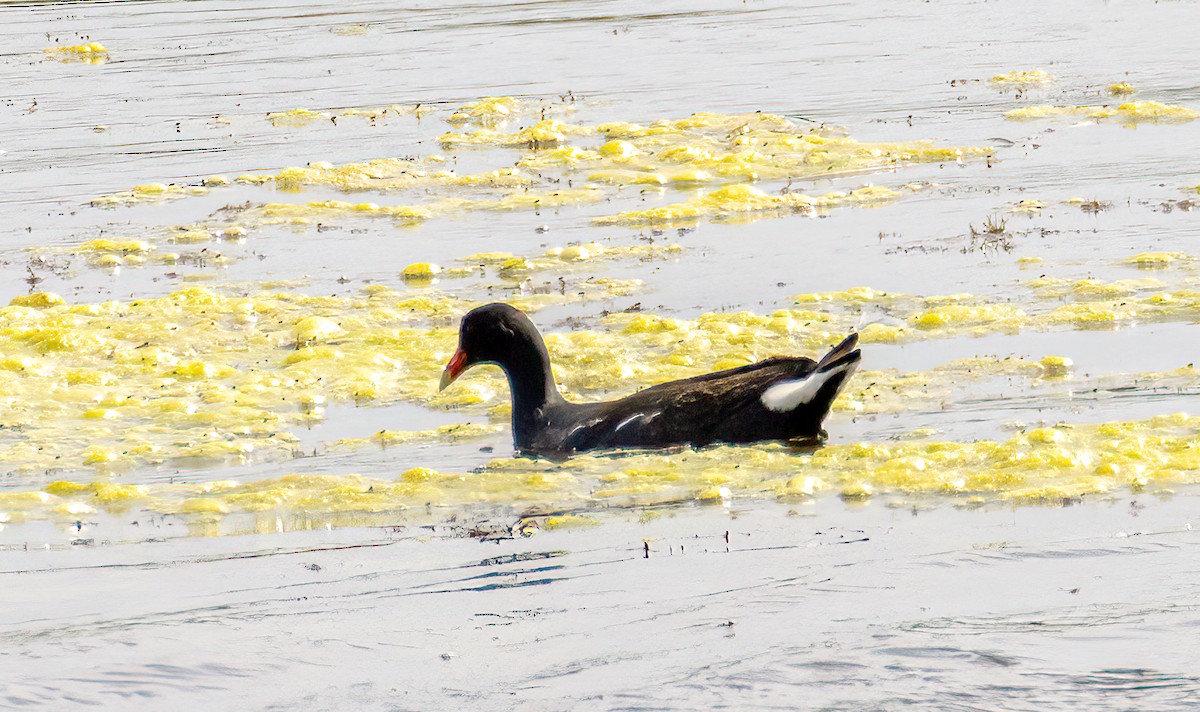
[441,303,861,456]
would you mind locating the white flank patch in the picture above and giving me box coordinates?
[760,362,857,413]
[613,411,660,433]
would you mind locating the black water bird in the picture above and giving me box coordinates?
[440,303,860,455]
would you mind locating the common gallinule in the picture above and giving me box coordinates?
[440,303,861,455]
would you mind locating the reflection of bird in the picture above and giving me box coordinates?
[440,303,861,455]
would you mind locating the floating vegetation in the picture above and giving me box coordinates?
[1126,252,1190,268]
[989,69,1054,87]
[43,42,108,64]
[6,258,1200,475]
[447,96,524,126]
[5,411,1200,529]
[594,184,904,227]
[265,104,423,127]
[87,105,993,239]
[12,94,1197,536]
[1005,101,1198,124]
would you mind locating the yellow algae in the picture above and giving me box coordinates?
[10,413,1200,527]
[794,286,897,305]
[447,96,522,126]
[1006,101,1199,124]
[90,183,194,207]
[911,304,1025,330]
[44,481,87,496]
[181,497,230,515]
[82,446,119,466]
[0,491,53,512]
[1042,303,1120,325]
[270,158,532,193]
[236,174,275,185]
[401,263,441,280]
[989,69,1054,86]
[1127,252,1187,268]
[81,408,120,420]
[88,482,149,505]
[7,258,1200,478]
[367,423,500,447]
[459,252,515,265]
[1012,199,1045,214]
[1109,82,1136,96]
[1017,256,1044,267]
[595,184,902,226]
[293,316,345,344]
[840,482,875,500]
[260,199,435,223]
[543,514,601,530]
[267,108,332,127]
[484,187,606,211]
[558,245,594,261]
[440,119,595,148]
[166,228,211,245]
[1027,276,1163,301]
[1112,101,1199,120]
[9,292,66,308]
[598,140,641,159]
[85,106,991,241]
[44,42,108,63]
[0,284,568,474]
[77,239,154,255]
[522,113,990,188]
[498,257,531,275]
[266,105,420,128]
[1039,355,1074,378]
[587,169,668,186]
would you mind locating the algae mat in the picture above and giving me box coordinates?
[3,0,1200,709]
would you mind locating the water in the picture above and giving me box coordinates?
[3,499,1198,709]
[3,0,1200,708]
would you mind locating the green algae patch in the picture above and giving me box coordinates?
[1005,101,1198,124]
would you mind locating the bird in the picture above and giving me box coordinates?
[439,303,861,455]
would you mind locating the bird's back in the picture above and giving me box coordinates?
[533,357,829,453]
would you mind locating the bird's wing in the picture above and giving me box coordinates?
[580,358,818,447]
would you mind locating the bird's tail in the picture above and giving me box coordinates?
[815,332,860,374]
[760,333,861,414]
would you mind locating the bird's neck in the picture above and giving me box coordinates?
[500,335,565,445]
